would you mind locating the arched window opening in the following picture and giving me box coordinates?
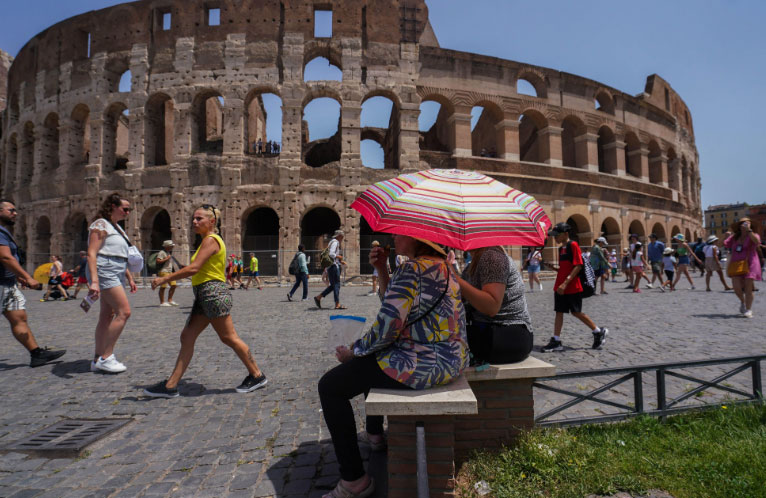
[671,225,681,239]
[594,92,614,115]
[599,217,621,249]
[651,223,667,243]
[64,213,89,258]
[597,126,616,174]
[518,112,546,163]
[20,123,35,186]
[146,94,174,166]
[565,215,592,247]
[8,96,19,127]
[360,218,395,275]
[33,216,52,269]
[301,207,341,274]
[140,208,172,258]
[628,220,646,242]
[302,97,341,167]
[118,70,132,93]
[666,148,679,190]
[419,97,452,153]
[517,78,538,97]
[242,207,280,276]
[191,91,223,155]
[103,103,130,171]
[304,57,342,82]
[361,95,399,169]
[70,105,91,169]
[245,92,282,156]
[626,133,643,179]
[41,113,60,174]
[470,103,503,157]
[6,135,18,187]
[685,228,692,242]
[561,116,586,168]
[681,156,690,199]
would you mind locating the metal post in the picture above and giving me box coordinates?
[633,371,643,414]
[415,421,430,498]
[656,369,666,416]
[752,360,763,399]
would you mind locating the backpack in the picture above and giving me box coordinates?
[320,246,334,269]
[288,252,301,275]
[147,252,160,274]
[694,243,706,262]
[563,241,596,298]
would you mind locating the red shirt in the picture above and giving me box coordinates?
[555,241,584,294]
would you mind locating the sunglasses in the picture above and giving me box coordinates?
[201,204,217,220]
[121,206,132,213]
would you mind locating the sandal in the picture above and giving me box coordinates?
[314,296,322,309]
[334,305,348,310]
[322,478,375,498]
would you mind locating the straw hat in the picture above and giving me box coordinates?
[731,217,751,232]
[663,247,673,255]
[706,235,718,244]
[414,237,447,257]
[162,240,175,248]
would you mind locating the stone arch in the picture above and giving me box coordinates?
[301,206,341,273]
[470,100,503,157]
[33,216,52,269]
[599,216,621,248]
[566,214,592,246]
[516,70,547,98]
[242,206,280,276]
[651,222,667,242]
[302,95,342,168]
[8,94,19,127]
[244,88,282,155]
[303,46,343,81]
[361,92,400,169]
[63,212,89,260]
[69,104,91,169]
[625,132,643,178]
[666,147,679,190]
[191,89,223,155]
[628,219,646,242]
[594,90,615,115]
[681,155,690,199]
[145,93,174,166]
[20,122,35,186]
[671,225,681,238]
[5,134,18,187]
[518,109,548,163]
[561,115,587,168]
[647,140,662,184]
[104,56,130,93]
[140,207,172,253]
[597,125,616,174]
[103,102,129,171]
[419,93,454,153]
[359,217,395,275]
[40,113,60,174]
[685,228,692,242]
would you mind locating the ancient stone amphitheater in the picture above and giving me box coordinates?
[0,0,702,275]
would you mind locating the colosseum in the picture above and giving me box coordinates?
[0,0,702,276]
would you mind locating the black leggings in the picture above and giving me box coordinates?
[318,354,408,480]
[467,322,533,364]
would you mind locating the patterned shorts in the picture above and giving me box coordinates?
[0,284,26,312]
[189,280,232,322]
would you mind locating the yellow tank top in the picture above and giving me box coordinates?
[191,234,226,286]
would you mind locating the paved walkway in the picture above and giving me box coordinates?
[0,274,763,497]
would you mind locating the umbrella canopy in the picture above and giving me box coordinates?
[33,263,52,285]
[350,169,552,250]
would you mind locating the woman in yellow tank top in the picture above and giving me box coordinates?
[143,205,267,397]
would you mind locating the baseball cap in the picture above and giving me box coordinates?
[548,222,571,236]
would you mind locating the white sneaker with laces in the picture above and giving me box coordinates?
[169,301,179,306]
[744,310,753,318]
[94,354,126,373]
[160,302,172,307]
[646,283,653,289]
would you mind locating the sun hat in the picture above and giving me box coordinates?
[333,229,345,238]
[663,247,673,255]
[673,234,685,242]
[635,241,643,247]
[730,217,751,232]
[611,249,616,255]
[706,235,718,244]
[547,222,571,236]
[162,240,175,247]
[596,237,607,244]
[414,237,447,257]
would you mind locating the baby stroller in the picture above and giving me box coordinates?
[49,272,74,300]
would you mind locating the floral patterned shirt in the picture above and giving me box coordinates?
[352,256,468,390]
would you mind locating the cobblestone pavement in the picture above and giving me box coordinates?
[0,274,763,497]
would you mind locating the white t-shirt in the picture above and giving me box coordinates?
[89,218,130,258]
[703,244,716,259]
[631,250,644,267]
[663,255,677,271]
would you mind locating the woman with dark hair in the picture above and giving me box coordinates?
[458,246,533,364]
[318,234,468,498]
[671,234,703,290]
[631,242,649,293]
[86,192,137,373]
[287,244,309,301]
[144,204,267,397]
[523,246,543,292]
[724,217,762,318]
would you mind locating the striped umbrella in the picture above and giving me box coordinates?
[350,169,552,250]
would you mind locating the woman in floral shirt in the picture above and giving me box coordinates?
[318,234,468,498]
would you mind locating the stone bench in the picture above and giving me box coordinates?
[365,356,555,497]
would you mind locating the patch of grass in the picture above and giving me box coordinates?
[101,454,112,459]
[75,450,92,461]
[458,403,766,498]
[271,404,280,417]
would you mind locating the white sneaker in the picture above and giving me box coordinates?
[539,284,544,291]
[744,310,753,318]
[646,284,653,289]
[94,354,126,374]
[169,301,179,306]
[740,302,747,314]
[160,302,172,307]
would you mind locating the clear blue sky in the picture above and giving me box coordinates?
[2,1,764,207]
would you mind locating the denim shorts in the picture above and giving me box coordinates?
[86,255,127,290]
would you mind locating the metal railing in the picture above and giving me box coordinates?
[534,355,764,426]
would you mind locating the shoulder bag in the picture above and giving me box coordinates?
[111,222,145,273]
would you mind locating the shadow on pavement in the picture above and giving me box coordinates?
[50,359,93,378]
[127,380,233,400]
[691,313,743,319]
[0,360,28,371]
[264,437,387,497]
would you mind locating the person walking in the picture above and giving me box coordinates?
[542,223,608,352]
[647,233,666,291]
[41,255,70,301]
[724,218,762,318]
[245,252,263,290]
[621,248,631,283]
[71,251,89,299]
[234,255,245,289]
[157,240,178,307]
[287,245,309,301]
[523,246,543,292]
[662,247,677,290]
[314,230,346,310]
[0,200,66,367]
[589,237,610,295]
[608,249,618,282]
[144,204,267,397]
[86,193,138,374]
[631,242,649,293]
[703,235,733,292]
[226,254,236,289]
[671,234,702,290]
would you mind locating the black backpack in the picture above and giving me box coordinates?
[562,241,596,298]
[288,252,301,275]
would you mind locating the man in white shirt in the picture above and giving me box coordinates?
[314,230,346,309]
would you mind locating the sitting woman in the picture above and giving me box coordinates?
[318,234,468,498]
[456,246,533,365]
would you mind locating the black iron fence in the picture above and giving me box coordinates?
[534,355,764,426]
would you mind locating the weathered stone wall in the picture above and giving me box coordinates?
[0,0,702,277]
